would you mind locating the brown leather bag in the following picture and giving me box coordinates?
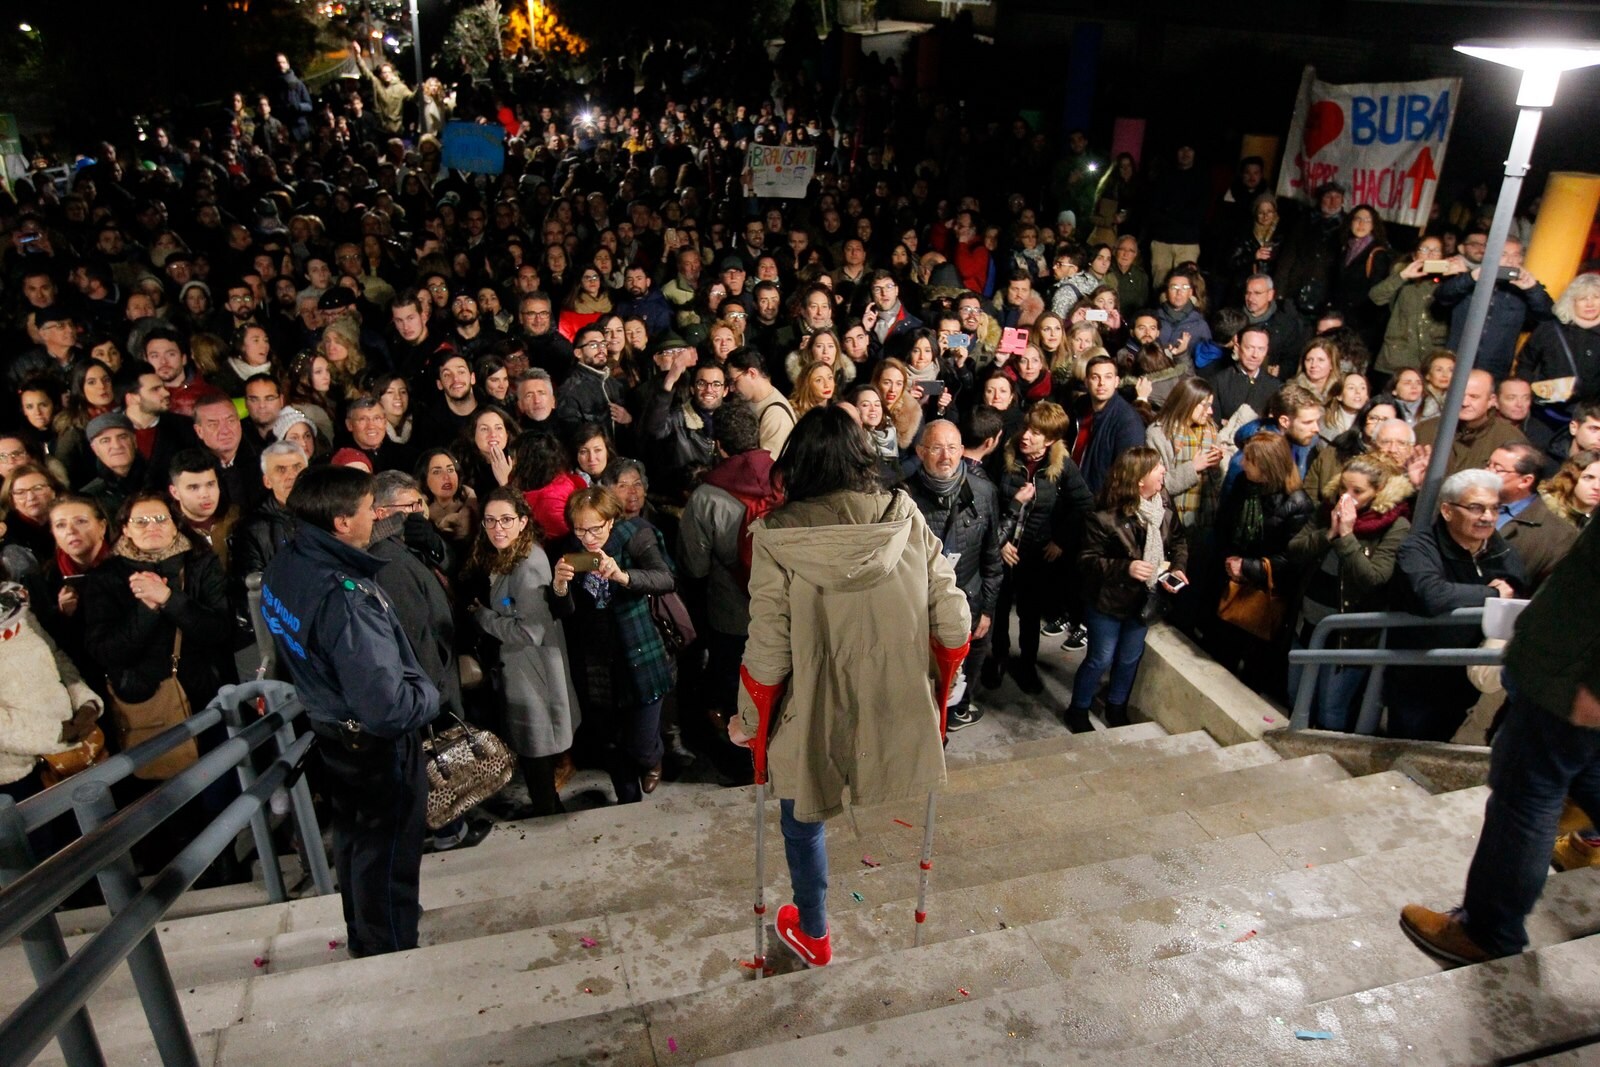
[39,725,110,787]
[108,630,200,780]
[1217,558,1286,642]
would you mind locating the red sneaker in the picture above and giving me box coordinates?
[776,904,832,967]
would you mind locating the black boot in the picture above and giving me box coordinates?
[980,657,1004,690]
[1104,702,1130,728]
[1063,705,1094,734]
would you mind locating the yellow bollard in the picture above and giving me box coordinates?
[1241,135,1281,185]
[1524,171,1600,301]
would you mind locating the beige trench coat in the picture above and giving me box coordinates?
[738,488,972,822]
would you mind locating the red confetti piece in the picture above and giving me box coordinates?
[862,855,881,868]
[252,957,267,968]
[583,987,593,994]
[667,1037,679,1053]
[327,940,340,950]
[580,936,598,948]
[1234,929,1258,943]
[893,818,914,828]
[957,988,970,997]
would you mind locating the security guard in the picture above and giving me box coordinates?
[261,465,439,957]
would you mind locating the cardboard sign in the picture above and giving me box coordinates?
[440,121,505,175]
[747,145,816,199]
[1276,67,1460,228]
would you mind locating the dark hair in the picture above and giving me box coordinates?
[772,406,882,502]
[114,359,157,405]
[286,464,374,532]
[509,431,569,491]
[961,405,1005,449]
[467,487,538,576]
[413,447,465,503]
[141,326,187,358]
[167,447,219,485]
[725,346,768,378]
[713,397,762,455]
[1211,307,1250,346]
[1100,445,1163,515]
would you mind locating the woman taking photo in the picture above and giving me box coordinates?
[550,486,677,804]
[1285,453,1412,731]
[1068,446,1188,732]
[467,489,580,817]
[727,406,970,967]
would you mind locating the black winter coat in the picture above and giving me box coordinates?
[1519,318,1600,402]
[904,467,1005,623]
[83,547,237,706]
[1216,480,1315,587]
[229,497,298,581]
[367,517,463,718]
[1079,501,1189,618]
[998,441,1094,556]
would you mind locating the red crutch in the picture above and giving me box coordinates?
[740,665,786,975]
[916,636,971,946]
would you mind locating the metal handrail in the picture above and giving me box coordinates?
[0,681,328,1067]
[1286,608,1503,733]
[0,734,315,1067]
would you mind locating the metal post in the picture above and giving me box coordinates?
[0,797,105,1067]
[276,722,335,896]
[409,0,424,88]
[222,703,287,904]
[69,784,199,1067]
[1413,100,1544,522]
[1355,629,1390,736]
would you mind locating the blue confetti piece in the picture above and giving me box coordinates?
[850,892,864,903]
[1295,1030,1334,1041]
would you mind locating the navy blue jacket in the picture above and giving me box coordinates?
[1079,392,1146,495]
[260,523,439,737]
[1436,273,1554,380]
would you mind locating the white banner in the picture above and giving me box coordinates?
[1276,67,1461,229]
[747,145,816,199]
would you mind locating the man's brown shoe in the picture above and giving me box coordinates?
[1399,904,1493,966]
[553,752,576,792]
[640,762,663,794]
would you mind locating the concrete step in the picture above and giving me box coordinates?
[689,865,1600,1066]
[194,781,1497,1065]
[1,750,1369,1015]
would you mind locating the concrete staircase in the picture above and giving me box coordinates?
[8,720,1600,1066]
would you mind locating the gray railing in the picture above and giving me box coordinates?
[0,680,331,1067]
[1286,608,1504,734]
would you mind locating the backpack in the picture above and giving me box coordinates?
[728,486,781,592]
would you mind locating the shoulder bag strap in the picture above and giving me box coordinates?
[169,564,186,676]
[1554,325,1581,379]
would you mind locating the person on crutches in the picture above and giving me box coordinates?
[728,408,971,968]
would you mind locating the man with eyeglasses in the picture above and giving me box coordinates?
[1155,268,1211,353]
[516,291,575,385]
[1388,467,1527,742]
[865,270,922,349]
[642,333,724,495]
[1435,234,1554,381]
[555,325,629,438]
[1240,272,1308,378]
[1487,443,1577,590]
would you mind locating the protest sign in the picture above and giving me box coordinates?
[441,121,505,175]
[747,145,816,199]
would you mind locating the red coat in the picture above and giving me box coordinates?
[523,472,588,541]
[952,240,991,295]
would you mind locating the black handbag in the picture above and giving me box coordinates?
[648,591,697,654]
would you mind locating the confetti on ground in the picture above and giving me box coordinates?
[862,855,881,868]
[893,818,914,828]
[583,987,593,994]
[1264,716,1276,723]
[327,940,340,950]
[851,892,865,903]
[666,1037,679,1053]
[1295,1030,1334,1041]
[252,957,267,968]
[580,937,598,948]
[957,988,970,997]
[1234,929,1258,943]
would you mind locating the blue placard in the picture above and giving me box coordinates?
[440,121,505,175]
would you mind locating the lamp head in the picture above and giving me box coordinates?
[1455,39,1600,107]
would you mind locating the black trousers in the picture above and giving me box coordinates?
[312,726,427,958]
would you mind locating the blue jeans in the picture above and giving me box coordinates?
[1071,608,1149,709]
[1460,692,1600,956]
[780,799,828,937]
[1286,647,1371,733]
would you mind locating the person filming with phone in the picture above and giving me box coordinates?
[1434,235,1554,382]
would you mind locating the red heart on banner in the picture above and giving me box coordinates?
[1304,100,1344,158]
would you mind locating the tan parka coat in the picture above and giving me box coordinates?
[738,488,972,822]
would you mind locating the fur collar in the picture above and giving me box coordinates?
[1004,438,1068,482]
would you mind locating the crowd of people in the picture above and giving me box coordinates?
[2,24,1599,903]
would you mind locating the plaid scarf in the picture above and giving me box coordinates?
[1167,423,1221,528]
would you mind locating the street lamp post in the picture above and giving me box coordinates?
[409,0,424,88]
[1413,40,1600,523]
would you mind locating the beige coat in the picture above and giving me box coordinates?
[738,489,971,822]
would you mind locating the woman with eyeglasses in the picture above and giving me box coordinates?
[558,263,613,341]
[0,463,63,575]
[465,489,580,817]
[550,485,678,804]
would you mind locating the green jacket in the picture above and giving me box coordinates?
[1369,267,1448,374]
[1505,518,1600,724]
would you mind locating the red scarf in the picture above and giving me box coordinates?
[1321,500,1410,538]
[57,542,109,577]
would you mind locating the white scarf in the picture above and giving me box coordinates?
[1137,494,1166,588]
